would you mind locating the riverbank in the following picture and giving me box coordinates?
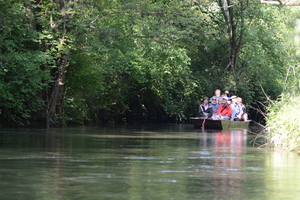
[266,93,300,152]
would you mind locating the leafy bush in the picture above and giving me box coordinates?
[266,66,300,152]
[267,95,300,151]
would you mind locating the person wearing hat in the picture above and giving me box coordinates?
[209,96,219,119]
[216,97,232,120]
[230,96,239,121]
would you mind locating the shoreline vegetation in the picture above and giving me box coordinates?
[256,66,300,153]
[2,0,300,138]
[265,93,300,153]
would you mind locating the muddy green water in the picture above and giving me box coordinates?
[0,124,299,200]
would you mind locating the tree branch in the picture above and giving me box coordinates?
[260,0,300,6]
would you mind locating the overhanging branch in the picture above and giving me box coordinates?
[260,0,300,6]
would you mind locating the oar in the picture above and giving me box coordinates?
[202,118,206,128]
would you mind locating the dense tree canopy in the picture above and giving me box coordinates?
[0,0,298,127]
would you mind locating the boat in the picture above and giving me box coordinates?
[190,117,250,130]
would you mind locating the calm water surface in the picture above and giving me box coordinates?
[0,124,299,200]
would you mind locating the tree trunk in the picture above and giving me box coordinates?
[219,0,245,76]
[47,54,68,128]
[46,0,71,128]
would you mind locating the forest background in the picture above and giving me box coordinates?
[0,0,299,128]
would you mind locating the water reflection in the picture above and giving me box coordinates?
[188,129,248,199]
[0,125,299,200]
[44,130,65,200]
[214,130,247,199]
[265,151,300,199]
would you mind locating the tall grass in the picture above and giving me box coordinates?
[265,66,300,152]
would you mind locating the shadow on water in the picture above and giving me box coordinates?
[0,124,299,200]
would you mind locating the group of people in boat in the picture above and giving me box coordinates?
[198,89,248,121]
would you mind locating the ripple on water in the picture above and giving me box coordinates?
[190,151,212,155]
[144,179,177,183]
[158,170,188,173]
[123,157,155,160]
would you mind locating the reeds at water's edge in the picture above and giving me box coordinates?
[254,66,300,152]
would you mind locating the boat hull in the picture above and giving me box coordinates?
[190,117,250,130]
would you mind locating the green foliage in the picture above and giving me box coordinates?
[1,0,300,127]
[0,50,51,125]
[267,96,300,151]
[62,0,200,124]
[266,66,300,152]
[0,0,52,125]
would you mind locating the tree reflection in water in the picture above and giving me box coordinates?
[4,125,300,199]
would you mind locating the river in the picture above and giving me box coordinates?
[0,124,299,200]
